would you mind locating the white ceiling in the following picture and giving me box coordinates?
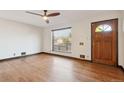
[0,10,120,28]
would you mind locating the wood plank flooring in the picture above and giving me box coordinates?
[0,53,123,82]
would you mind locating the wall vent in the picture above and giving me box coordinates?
[80,54,85,58]
[21,52,26,56]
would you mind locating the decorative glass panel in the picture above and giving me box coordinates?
[95,24,112,32]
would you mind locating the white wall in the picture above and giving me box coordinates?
[0,18,43,60]
[43,21,91,60]
[119,25,124,68]
[43,11,124,68]
[119,12,124,68]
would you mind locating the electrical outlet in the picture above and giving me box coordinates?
[79,42,84,46]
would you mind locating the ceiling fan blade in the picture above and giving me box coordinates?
[26,11,43,17]
[47,12,60,17]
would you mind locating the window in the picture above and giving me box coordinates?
[95,24,112,32]
[52,27,72,53]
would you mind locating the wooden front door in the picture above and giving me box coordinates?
[91,19,118,66]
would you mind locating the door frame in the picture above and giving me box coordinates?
[91,18,118,66]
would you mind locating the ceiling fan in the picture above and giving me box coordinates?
[26,10,60,24]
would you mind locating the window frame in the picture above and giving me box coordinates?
[52,27,72,53]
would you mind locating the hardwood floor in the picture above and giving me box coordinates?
[0,53,123,82]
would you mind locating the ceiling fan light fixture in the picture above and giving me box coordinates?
[43,16,48,20]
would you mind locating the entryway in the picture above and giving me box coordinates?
[91,19,118,66]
